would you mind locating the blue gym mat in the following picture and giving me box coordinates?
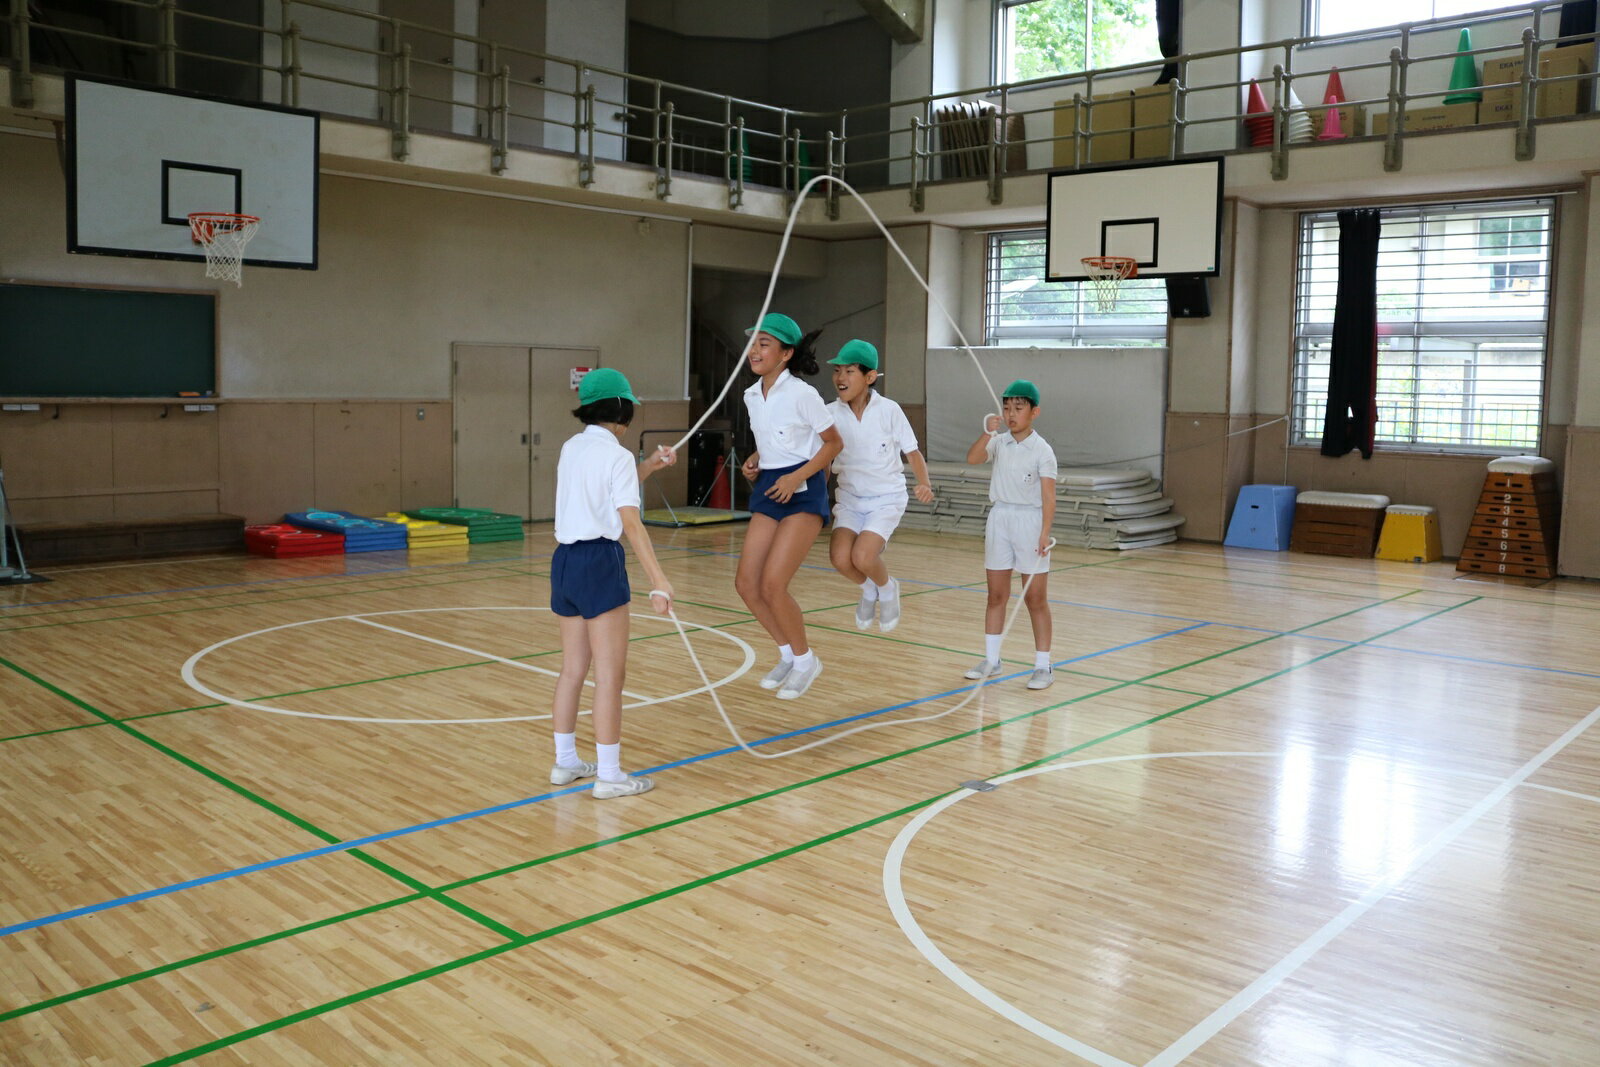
[284,510,409,552]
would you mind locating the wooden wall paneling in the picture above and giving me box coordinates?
[1164,412,1229,540]
[620,400,690,507]
[109,405,220,494]
[219,403,316,524]
[313,403,403,517]
[0,405,116,503]
[1558,426,1600,577]
[1402,455,1496,556]
[112,490,222,521]
[399,402,453,511]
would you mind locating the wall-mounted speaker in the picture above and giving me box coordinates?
[1165,274,1211,318]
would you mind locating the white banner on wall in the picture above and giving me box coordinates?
[925,347,1167,479]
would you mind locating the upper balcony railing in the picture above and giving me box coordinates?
[4,0,1596,217]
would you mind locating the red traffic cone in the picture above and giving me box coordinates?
[1318,103,1346,141]
[1323,67,1346,106]
[1243,79,1273,146]
[1245,79,1270,116]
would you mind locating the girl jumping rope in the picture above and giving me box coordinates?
[737,313,843,700]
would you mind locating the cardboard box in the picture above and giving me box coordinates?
[1053,91,1133,166]
[1131,82,1175,158]
[1308,102,1366,139]
[1478,43,1592,120]
[1369,101,1478,135]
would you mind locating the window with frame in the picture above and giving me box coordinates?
[1307,1,1517,38]
[1291,199,1553,453]
[986,229,1168,346]
[996,0,1162,84]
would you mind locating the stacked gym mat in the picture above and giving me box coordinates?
[385,512,470,549]
[406,507,525,544]
[285,510,408,552]
[902,462,1185,550]
[245,524,344,558]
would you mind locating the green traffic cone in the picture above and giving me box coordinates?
[1444,27,1482,104]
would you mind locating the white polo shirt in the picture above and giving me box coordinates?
[828,390,919,498]
[986,429,1058,506]
[744,369,835,469]
[553,424,640,543]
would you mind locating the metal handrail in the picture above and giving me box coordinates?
[5,0,1596,207]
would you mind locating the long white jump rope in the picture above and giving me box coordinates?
[645,173,1056,760]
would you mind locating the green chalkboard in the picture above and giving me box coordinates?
[0,282,217,398]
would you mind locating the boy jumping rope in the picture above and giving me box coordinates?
[547,368,675,798]
[825,339,934,631]
[963,379,1056,691]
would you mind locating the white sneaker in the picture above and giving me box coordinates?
[963,658,1003,680]
[1026,668,1054,690]
[877,579,902,632]
[777,655,823,700]
[854,590,877,630]
[549,761,597,785]
[592,774,654,799]
[760,660,794,690]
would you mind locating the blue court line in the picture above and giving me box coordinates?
[0,548,556,611]
[0,620,1205,939]
[1358,643,1600,680]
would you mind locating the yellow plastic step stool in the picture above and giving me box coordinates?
[1375,504,1442,562]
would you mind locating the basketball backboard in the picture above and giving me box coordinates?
[66,75,319,270]
[1045,157,1224,281]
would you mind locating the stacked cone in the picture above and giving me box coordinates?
[1318,67,1347,141]
[1286,87,1314,143]
[1243,80,1274,147]
[1443,27,1482,104]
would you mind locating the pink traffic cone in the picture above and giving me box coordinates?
[1318,103,1345,141]
[1323,67,1346,106]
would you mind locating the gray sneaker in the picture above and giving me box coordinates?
[1026,667,1054,690]
[777,655,823,700]
[760,660,794,690]
[549,760,597,786]
[854,590,877,630]
[963,658,1003,680]
[592,774,654,799]
[877,579,902,632]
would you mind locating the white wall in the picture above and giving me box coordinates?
[0,133,690,401]
[546,0,626,157]
[262,0,383,118]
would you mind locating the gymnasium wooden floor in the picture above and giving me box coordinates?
[2,525,1598,1065]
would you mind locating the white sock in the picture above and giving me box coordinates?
[554,731,580,767]
[794,650,816,672]
[985,634,1002,662]
[860,580,878,601]
[1034,650,1051,671]
[596,742,624,783]
[875,578,895,597]
[778,643,796,664]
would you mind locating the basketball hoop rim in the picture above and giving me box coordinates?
[1080,255,1139,279]
[188,212,261,241]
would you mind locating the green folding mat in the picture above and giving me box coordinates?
[405,508,525,542]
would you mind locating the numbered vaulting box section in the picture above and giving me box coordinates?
[1456,456,1561,580]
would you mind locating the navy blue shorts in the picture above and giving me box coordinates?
[749,461,831,524]
[550,538,630,618]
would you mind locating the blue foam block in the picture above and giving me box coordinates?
[1224,485,1296,551]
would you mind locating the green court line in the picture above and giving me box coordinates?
[139,590,1481,1064]
[0,655,522,943]
[0,586,1429,1029]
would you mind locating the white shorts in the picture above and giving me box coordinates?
[985,503,1050,574]
[833,488,908,541]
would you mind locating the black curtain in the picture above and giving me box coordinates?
[1320,209,1382,459]
[1155,0,1181,84]
[1559,0,1597,41]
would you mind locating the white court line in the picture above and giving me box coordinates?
[1146,704,1600,1066]
[347,614,648,703]
[179,606,754,724]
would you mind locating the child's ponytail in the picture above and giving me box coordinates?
[790,328,824,376]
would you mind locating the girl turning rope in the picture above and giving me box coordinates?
[736,313,843,701]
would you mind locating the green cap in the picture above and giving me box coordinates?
[828,339,879,370]
[746,312,802,346]
[577,367,638,405]
[1002,379,1041,406]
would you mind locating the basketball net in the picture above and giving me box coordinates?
[189,213,260,287]
[1081,255,1138,312]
